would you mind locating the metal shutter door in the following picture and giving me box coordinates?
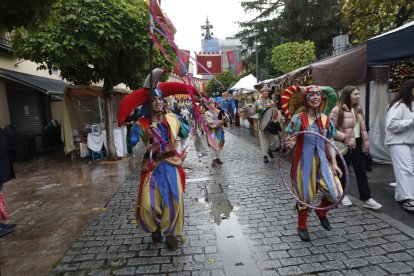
[6,80,45,135]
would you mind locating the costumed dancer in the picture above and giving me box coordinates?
[118,68,195,250]
[251,85,280,163]
[204,99,225,166]
[282,85,343,242]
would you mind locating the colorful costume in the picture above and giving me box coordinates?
[117,68,201,248]
[129,113,189,236]
[286,112,343,210]
[204,104,225,163]
[282,85,342,241]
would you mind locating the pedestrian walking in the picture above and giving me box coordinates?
[117,68,191,250]
[204,99,225,166]
[283,85,343,242]
[250,85,279,163]
[330,86,382,209]
[385,79,414,212]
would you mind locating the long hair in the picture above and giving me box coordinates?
[337,85,358,127]
[389,79,414,112]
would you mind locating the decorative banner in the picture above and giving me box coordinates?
[145,0,176,37]
[174,49,190,77]
[226,50,243,75]
[196,53,223,75]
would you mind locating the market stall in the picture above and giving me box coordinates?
[264,44,394,162]
[61,85,129,158]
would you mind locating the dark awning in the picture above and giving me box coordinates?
[312,45,366,89]
[0,68,69,95]
[367,21,414,66]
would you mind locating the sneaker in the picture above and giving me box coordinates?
[389,182,397,187]
[341,195,353,206]
[0,223,16,230]
[264,156,269,163]
[362,198,382,210]
[268,150,275,158]
[0,227,15,238]
[166,236,179,250]
[402,199,414,212]
[215,159,223,164]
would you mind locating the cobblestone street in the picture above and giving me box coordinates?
[51,129,414,276]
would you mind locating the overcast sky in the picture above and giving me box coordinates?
[161,0,256,53]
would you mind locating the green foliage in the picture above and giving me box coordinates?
[0,0,56,34]
[11,0,175,88]
[342,0,414,42]
[271,41,315,74]
[238,0,344,78]
[204,71,240,97]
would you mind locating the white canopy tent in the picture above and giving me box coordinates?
[228,74,259,99]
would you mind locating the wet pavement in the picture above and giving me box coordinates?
[229,126,414,229]
[0,151,137,276]
[1,126,414,275]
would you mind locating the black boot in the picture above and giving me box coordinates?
[264,156,269,163]
[318,216,332,231]
[298,228,310,242]
[151,228,162,243]
[268,149,275,158]
[166,236,179,250]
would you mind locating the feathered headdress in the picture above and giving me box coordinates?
[280,85,337,120]
[117,82,201,126]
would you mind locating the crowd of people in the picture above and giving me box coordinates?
[2,67,413,247]
[119,77,411,245]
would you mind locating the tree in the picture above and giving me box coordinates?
[12,0,174,160]
[238,0,344,78]
[204,71,240,98]
[0,0,57,34]
[342,0,414,42]
[271,41,315,74]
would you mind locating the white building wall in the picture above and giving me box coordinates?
[0,51,62,80]
[0,51,65,126]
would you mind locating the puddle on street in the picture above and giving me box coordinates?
[214,211,240,237]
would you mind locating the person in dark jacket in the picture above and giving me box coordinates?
[0,128,16,237]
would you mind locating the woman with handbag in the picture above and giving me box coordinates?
[385,79,414,212]
[330,86,382,209]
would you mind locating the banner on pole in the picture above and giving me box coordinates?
[196,52,223,75]
[174,49,190,76]
[226,50,243,75]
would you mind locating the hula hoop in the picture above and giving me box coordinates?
[278,130,349,211]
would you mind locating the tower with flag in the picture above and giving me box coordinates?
[196,17,243,78]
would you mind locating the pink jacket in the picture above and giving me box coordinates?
[330,104,369,151]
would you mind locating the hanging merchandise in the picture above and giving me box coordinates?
[388,59,414,93]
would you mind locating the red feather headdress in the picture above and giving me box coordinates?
[117,82,205,126]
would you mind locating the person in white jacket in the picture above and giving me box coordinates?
[385,79,414,212]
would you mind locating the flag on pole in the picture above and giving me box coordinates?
[174,49,191,77]
[196,52,223,75]
[226,50,243,75]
